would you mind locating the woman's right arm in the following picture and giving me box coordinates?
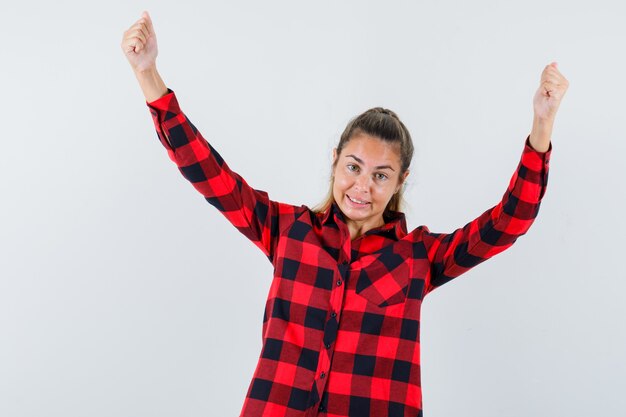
[146,86,294,263]
[121,11,297,263]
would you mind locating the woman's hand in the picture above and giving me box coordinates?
[121,11,158,73]
[528,62,569,152]
[533,62,569,123]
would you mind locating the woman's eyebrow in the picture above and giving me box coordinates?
[345,154,395,171]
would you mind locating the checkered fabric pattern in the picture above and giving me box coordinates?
[146,89,551,417]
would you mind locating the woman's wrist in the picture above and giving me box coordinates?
[134,66,168,103]
[529,116,554,153]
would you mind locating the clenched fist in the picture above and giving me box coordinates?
[533,62,569,122]
[121,11,158,73]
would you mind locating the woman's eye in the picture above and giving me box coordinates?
[347,164,358,172]
[376,173,388,181]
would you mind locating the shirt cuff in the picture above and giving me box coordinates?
[146,88,180,151]
[146,88,180,119]
[521,134,551,172]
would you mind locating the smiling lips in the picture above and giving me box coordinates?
[347,194,370,206]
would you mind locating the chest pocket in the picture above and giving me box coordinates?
[353,241,413,308]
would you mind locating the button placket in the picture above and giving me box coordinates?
[318,390,329,413]
[315,259,350,405]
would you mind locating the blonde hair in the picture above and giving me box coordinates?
[311,107,414,215]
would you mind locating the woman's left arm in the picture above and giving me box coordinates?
[421,62,569,295]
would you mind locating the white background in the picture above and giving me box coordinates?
[1,1,625,416]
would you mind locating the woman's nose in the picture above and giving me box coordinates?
[354,174,371,191]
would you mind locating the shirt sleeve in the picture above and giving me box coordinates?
[421,135,551,296]
[146,88,293,264]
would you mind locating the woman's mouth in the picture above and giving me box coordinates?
[346,194,370,207]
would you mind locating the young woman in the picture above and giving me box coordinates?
[121,11,568,417]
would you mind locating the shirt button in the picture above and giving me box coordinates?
[331,312,337,318]
[325,343,331,349]
[320,371,326,378]
[319,405,325,412]
[336,280,342,286]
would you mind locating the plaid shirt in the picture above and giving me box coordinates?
[146,89,551,417]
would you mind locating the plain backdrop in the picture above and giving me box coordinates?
[1,1,625,416]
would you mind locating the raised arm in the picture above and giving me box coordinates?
[121,11,298,263]
[421,62,568,296]
[421,136,551,296]
[146,88,298,263]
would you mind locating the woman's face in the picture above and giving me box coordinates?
[332,133,409,234]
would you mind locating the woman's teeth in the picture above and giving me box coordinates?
[348,195,368,204]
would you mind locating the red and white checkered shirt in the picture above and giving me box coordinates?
[146,89,551,417]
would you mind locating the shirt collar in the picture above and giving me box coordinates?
[319,201,407,239]
[320,201,342,225]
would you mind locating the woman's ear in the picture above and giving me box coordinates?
[332,148,337,164]
[396,170,410,193]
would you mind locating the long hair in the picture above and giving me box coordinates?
[312,107,414,216]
